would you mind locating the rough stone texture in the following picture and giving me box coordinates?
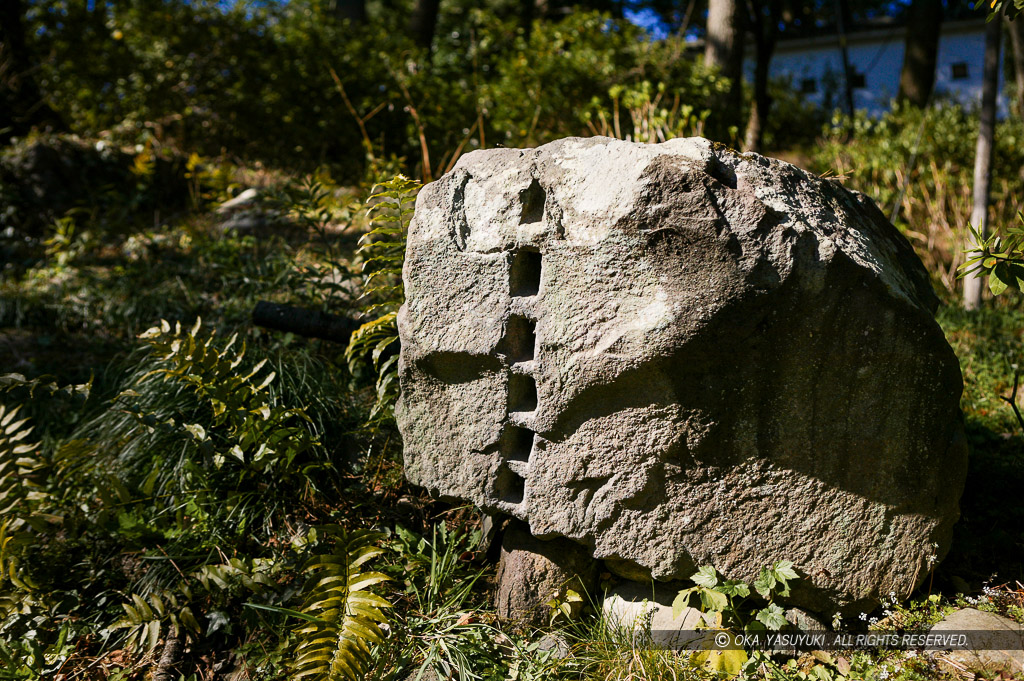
[536,634,571,660]
[785,607,828,632]
[495,521,599,625]
[396,136,968,615]
[930,608,1024,674]
[602,581,712,649]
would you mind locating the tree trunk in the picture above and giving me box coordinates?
[519,0,536,39]
[964,14,1002,310]
[834,0,855,115]
[705,0,745,128]
[897,0,943,107]
[1009,17,1024,117]
[152,624,183,681]
[743,0,779,153]
[334,0,367,24]
[409,0,441,50]
[0,0,63,141]
[252,301,361,345]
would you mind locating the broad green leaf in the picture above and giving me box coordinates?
[145,619,160,652]
[772,560,798,581]
[990,272,1009,296]
[699,587,729,612]
[691,565,718,588]
[673,588,697,618]
[753,569,775,599]
[718,579,750,598]
[755,603,788,630]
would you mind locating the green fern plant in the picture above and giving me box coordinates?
[133,317,316,471]
[293,527,391,681]
[0,405,43,520]
[113,556,282,658]
[0,405,47,629]
[0,404,46,605]
[273,174,362,312]
[345,175,420,420]
[113,588,202,654]
[63,317,326,595]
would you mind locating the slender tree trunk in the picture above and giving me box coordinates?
[519,0,535,39]
[964,15,1002,310]
[834,0,855,115]
[743,0,779,153]
[334,0,367,24]
[1009,17,1024,117]
[0,0,63,141]
[409,0,441,50]
[897,0,943,107]
[705,0,745,129]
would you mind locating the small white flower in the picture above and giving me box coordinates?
[879,670,890,679]
[860,612,868,621]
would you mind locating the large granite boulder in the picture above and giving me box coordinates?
[395,136,967,615]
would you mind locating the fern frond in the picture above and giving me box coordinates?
[292,528,391,681]
[112,586,202,653]
[346,175,420,422]
[0,401,47,578]
[123,318,318,475]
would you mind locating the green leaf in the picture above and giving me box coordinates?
[691,565,718,588]
[772,560,799,581]
[990,269,1009,296]
[753,569,775,599]
[122,603,142,625]
[144,619,161,652]
[673,587,697,619]
[699,587,729,612]
[718,579,750,598]
[755,603,789,630]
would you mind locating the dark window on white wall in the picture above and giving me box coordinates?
[850,71,866,88]
[951,62,969,80]
[800,78,817,94]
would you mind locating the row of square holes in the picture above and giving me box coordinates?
[500,249,542,505]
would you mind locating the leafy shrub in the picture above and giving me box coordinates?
[671,562,797,676]
[0,316,397,676]
[480,12,729,148]
[814,103,1024,294]
[23,2,734,179]
[0,134,189,238]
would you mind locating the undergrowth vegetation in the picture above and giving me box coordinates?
[2,1,1024,677]
[1,145,1022,678]
[813,104,1024,294]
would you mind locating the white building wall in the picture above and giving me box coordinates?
[747,22,1006,115]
